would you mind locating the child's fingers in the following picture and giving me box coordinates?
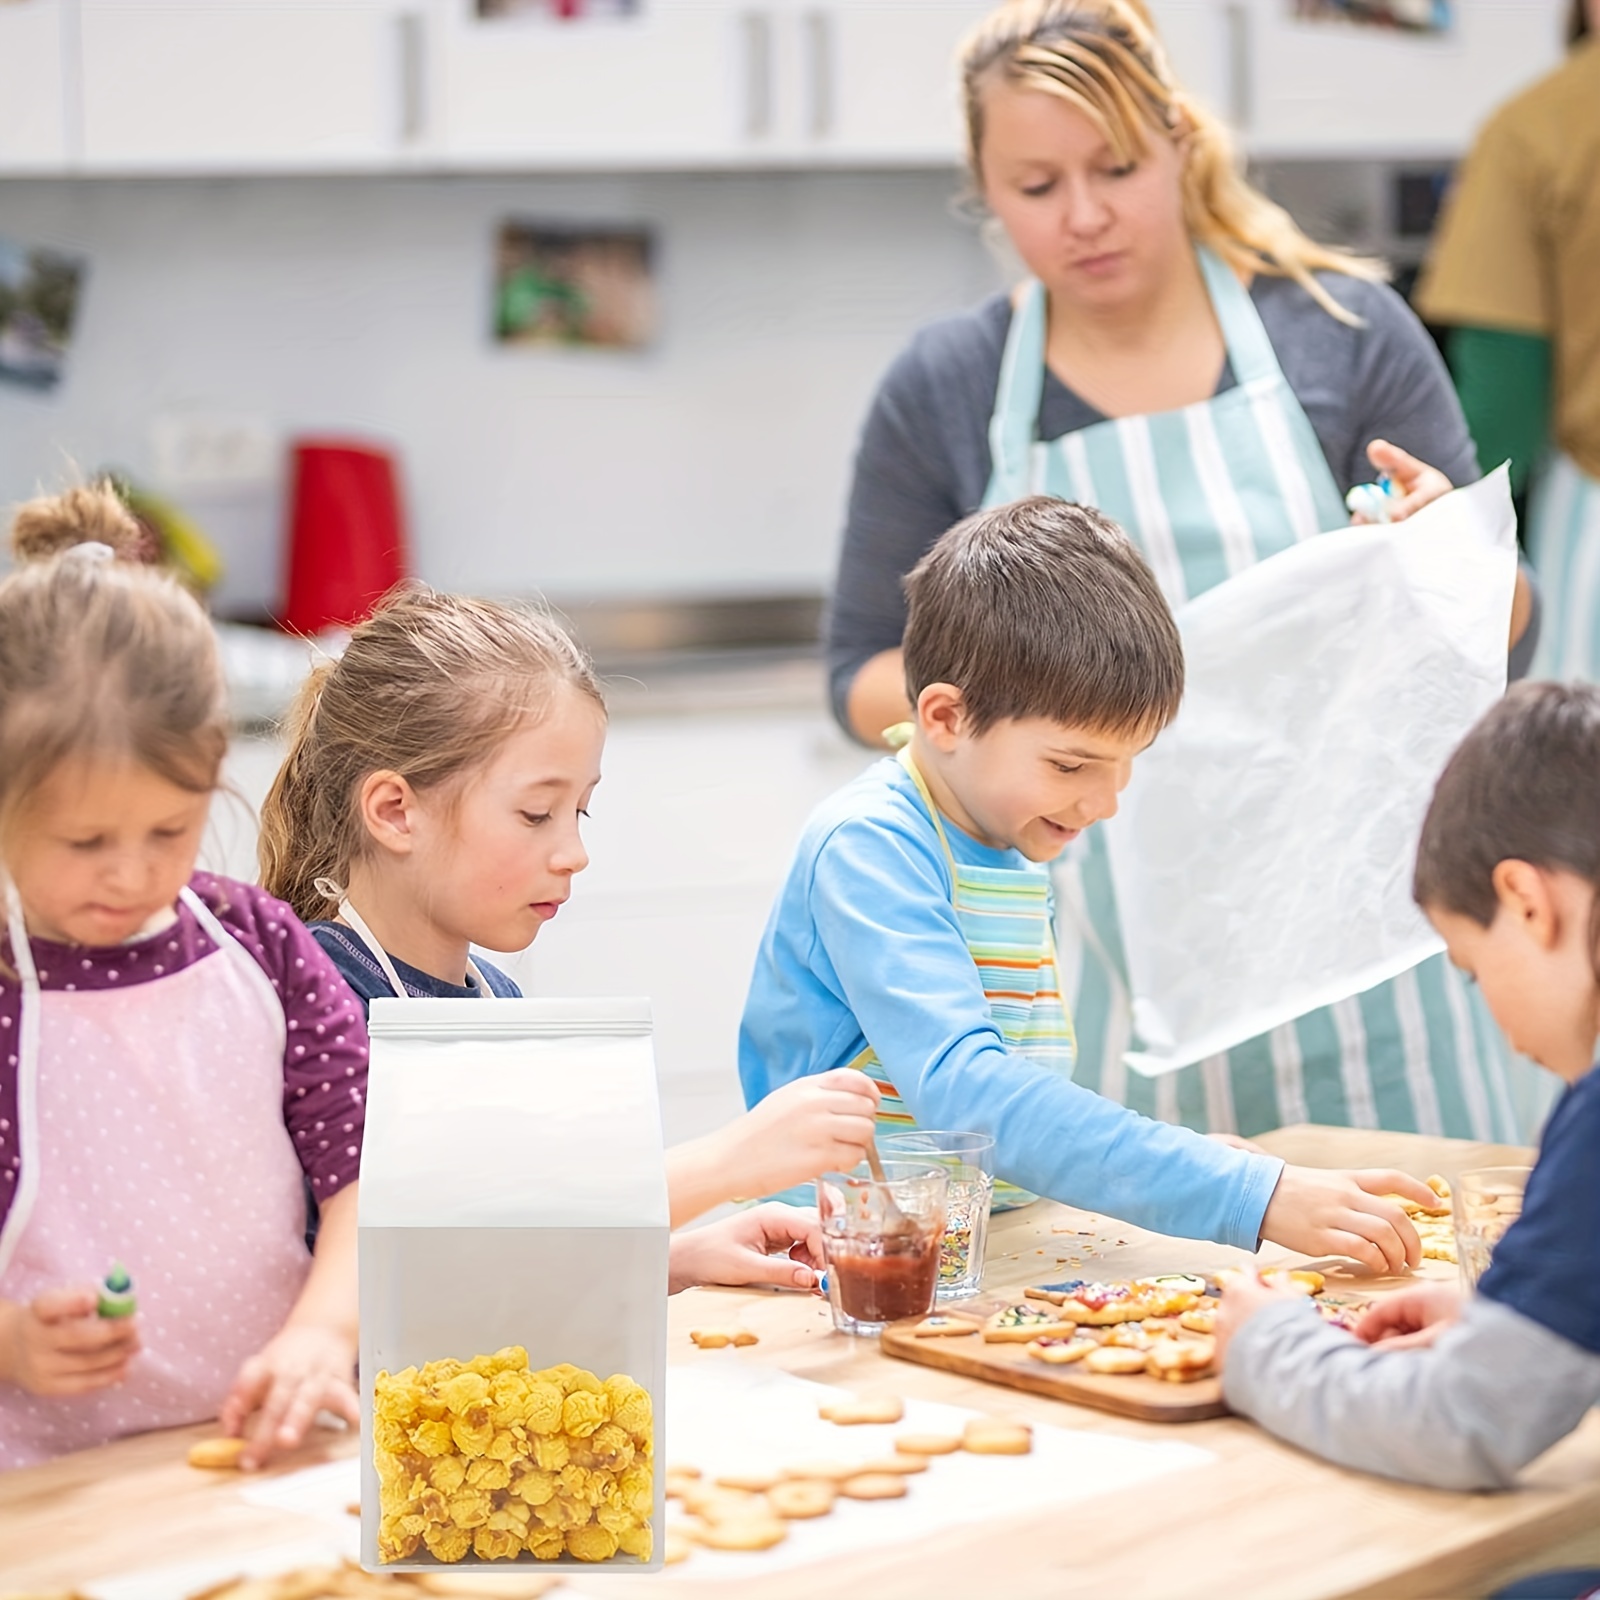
[220,1356,272,1439]
[1350,1192,1422,1269]
[1352,1169,1436,1210]
[273,1377,336,1451]
[51,1314,141,1358]
[1337,1210,1413,1275]
[47,1356,136,1396]
[241,1373,299,1468]
[31,1285,100,1324]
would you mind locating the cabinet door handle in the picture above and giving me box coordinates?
[398,10,427,145]
[1224,2,1251,133]
[804,9,834,140]
[741,10,773,140]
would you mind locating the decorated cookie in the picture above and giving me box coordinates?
[910,1313,979,1338]
[1023,1279,1087,1306]
[1026,1335,1097,1365]
[982,1303,1059,1342]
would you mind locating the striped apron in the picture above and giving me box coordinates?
[847,749,1076,1209]
[1527,452,1600,682]
[983,249,1518,1142]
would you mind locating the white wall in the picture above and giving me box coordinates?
[0,170,1001,612]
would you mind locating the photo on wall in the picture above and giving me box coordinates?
[494,223,656,350]
[1292,0,1452,29]
[477,0,639,18]
[0,238,86,392]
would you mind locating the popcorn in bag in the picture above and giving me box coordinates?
[359,998,669,1572]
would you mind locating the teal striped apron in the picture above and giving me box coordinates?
[847,748,1077,1209]
[983,249,1518,1142]
[1528,452,1600,682]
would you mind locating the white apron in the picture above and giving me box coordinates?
[0,886,309,1467]
[1527,451,1600,682]
[982,250,1518,1141]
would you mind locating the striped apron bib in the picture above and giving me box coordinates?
[1527,452,1600,682]
[847,749,1076,1209]
[982,249,1518,1142]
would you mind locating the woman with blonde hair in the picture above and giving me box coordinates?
[821,0,1531,1144]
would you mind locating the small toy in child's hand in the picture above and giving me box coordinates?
[1346,473,1396,524]
[97,1261,136,1319]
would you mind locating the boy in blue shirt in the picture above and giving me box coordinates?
[740,496,1432,1264]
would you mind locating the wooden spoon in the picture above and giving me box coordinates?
[865,1135,917,1238]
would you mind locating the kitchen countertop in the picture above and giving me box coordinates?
[5,1126,1598,1598]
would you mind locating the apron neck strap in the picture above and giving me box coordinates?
[337,898,488,1000]
[3,881,39,994]
[1195,245,1284,388]
[895,748,960,876]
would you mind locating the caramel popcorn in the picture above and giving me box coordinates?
[374,1347,653,1565]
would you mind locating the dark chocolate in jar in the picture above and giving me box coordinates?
[832,1229,940,1322]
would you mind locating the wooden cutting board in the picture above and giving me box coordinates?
[879,1301,1227,1423]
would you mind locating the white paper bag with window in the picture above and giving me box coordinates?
[1102,468,1517,1076]
[359,997,668,1573]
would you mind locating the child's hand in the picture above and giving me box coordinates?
[1355,439,1453,523]
[221,1322,358,1469]
[1214,1269,1304,1365]
[1260,1166,1436,1275]
[1353,1282,1463,1352]
[0,1287,141,1396]
[668,1202,825,1294]
[722,1069,883,1199]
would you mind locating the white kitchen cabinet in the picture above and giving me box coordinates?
[0,0,73,173]
[77,0,431,173]
[432,1,751,168]
[1231,0,1568,158]
[784,3,985,165]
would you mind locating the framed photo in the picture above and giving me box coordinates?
[0,239,86,391]
[494,223,656,350]
[1292,0,1452,31]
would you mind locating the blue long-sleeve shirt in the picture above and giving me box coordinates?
[738,758,1283,1250]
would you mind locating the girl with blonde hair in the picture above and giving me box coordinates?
[821,0,1530,1148]
[0,484,363,1469]
[259,585,881,1282]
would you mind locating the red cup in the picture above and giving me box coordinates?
[280,439,410,636]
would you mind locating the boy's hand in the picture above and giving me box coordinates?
[1260,1166,1435,1275]
[221,1322,358,1469]
[1354,1282,1463,1352]
[722,1069,882,1199]
[0,1287,141,1396]
[1215,1269,1305,1366]
[668,1202,825,1294]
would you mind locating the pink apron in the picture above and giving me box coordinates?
[0,886,310,1467]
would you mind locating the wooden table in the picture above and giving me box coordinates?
[6,1126,1599,1600]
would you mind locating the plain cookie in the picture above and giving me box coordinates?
[696,1516,790,1551]
[187,1436,247,1470]
[961,1420,1033,1455]
[1085,1345,1150,1375]
[819,1394,904,1425]
[766,1479,837,1519]
[894,1432,962,1456]
[837,1472,909,1500]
